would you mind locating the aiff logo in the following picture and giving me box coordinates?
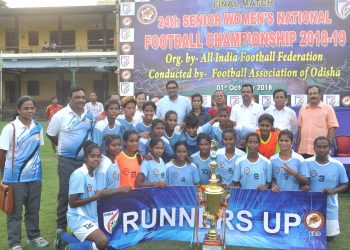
[335,0,350,19]
[103,210,120,234]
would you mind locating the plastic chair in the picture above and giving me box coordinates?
[334,135,350,157]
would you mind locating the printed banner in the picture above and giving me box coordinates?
[119,0,350,104]
[98,187,327,249]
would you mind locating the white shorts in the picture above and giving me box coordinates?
[326,219,340,237]
[73,220,99,241]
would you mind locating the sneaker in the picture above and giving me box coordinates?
[27,237,49,248]
[54,229,64,249]
[9,246,23,250]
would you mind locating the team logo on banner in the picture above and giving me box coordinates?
[323,95,340,107]
[103,210,120,234]
[120,82,134,96]
[227,95,242,107]
[291,95,307,106]
[304,211,325,232]
[259,95,274,108]
[335,0,350,19]
[120,3,135,16]
[202,95,212,108]
[120,28,134,42]
[120,55,134,69]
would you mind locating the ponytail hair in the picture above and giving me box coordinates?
[82,140,100,157]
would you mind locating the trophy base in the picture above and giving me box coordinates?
[202,234,223,250]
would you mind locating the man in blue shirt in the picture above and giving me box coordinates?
[156,80,191,124]
[306,136,348,242]
[47,86,94,244]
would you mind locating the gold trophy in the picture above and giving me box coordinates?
[198,140,227,249]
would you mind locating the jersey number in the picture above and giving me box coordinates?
[319,175,325,182]
[181,177,186,182]
[254,173,259,180]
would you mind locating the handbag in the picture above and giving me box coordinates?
[0,123,15,214]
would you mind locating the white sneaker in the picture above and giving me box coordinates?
[9,245,23,250]
[27,237,49,248]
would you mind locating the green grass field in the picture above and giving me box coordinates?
[0,121,349,250]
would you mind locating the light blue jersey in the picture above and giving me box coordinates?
[211,122,224,148]
[135,122,151,134]
[163,126,184,149]
[191,152,211,185]
[233,154,272,189]
[140,158,166,183]
[67,164,97,232]
[117,117,136,135]
[139,136,174,163]
[47,105,94,160]
[182,123,212,155]
[96,155,120,190]
[216,147,246,185]
[92,118,122,148]
[306,157,349,219]
[166,161,200,186]
[0,117,44,183]
[271,151,309,191]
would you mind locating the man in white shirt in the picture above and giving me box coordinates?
[84,92,104,119]
[156,80,191,124]
[47,87,94,239]
[230,83,264,141]
[134,92,147,124]
[264,89,297,134]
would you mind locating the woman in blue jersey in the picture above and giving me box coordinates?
[166,141,200,186]
[135,101,157,136]
[117,96,137,135]
[191,133,212,185]
[96,134,132,195]
[216,128,245,187]
[233,132,272,190]
[306,137,348,242]
[139,119,174,162]
[92,99,121,148]
[164,111,183,149]
[66,141,108,250]
[270,130,309,192]
[0,96,49,250]
[136,137,167,187]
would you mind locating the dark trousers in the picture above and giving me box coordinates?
[7,181,42,248]
[56,156,83,230]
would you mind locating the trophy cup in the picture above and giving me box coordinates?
[199,140,227,249]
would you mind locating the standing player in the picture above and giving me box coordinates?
[116,130,142,188]
[191,133,212,185]
[211,107,234,148]
[306,137,348,242]
[164,111,183,149]
[216,128,245,187]
[166,141,200,186]
[136,138,167,187]
[233,132,272,190]
[270,130,309,192]
[92,99,121,149]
